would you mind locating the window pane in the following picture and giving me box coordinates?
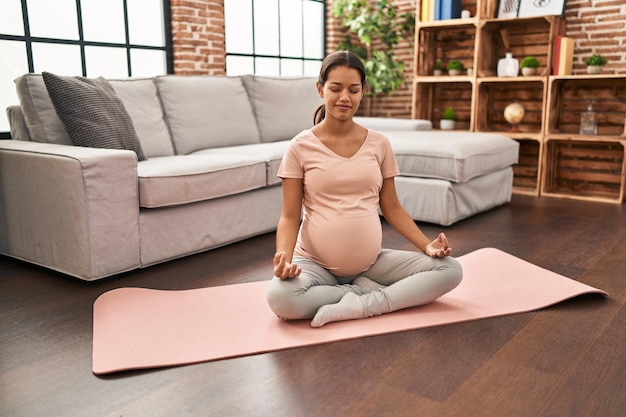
[128,0,165,47]
[253,0,279,56]
[0,0,25,36]
[131,49,167,77]
[81,0,126,43]
[85,46,128,78]
[303,1,324,59]
[255,57,279,76]
[0,40,29,132]
[280,58,303,76]
[304,60,322,77]
[27,0,79,40]
[224,0,253,54]
[32,43,82,75]
[280,1,302,57]
[226,56,254,76]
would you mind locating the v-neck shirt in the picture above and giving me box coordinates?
[278,129,400,276]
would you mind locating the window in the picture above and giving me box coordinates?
[224,0,325,77]
[0,0,172,136]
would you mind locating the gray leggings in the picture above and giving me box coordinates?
[266,248,463,320]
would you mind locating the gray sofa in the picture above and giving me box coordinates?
[1,73,518,281]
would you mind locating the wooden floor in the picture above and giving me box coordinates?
[1,194,624,417]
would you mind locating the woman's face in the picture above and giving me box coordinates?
[317,65,364,122]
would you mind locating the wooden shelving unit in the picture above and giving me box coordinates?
[541,74,626,203]
[412,0,625,202]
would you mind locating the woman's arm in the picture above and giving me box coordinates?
[274,178,304,279]
[379,177,451,257]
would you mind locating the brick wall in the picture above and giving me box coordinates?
[565,0,626,74]
[171,0,625,117]
[170,0,225,75]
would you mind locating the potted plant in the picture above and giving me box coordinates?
[447,60,464,76]
[434,60,443,76]
[440,106,456,130]
[520,56,540,76]
[585,54,607,74]
[332,0,415,115]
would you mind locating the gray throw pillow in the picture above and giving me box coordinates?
[42,72,146,161]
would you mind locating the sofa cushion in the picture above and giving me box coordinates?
[137,154,267,208]
[191,140,291,186]
[42,72,146,161]
[109,78,175,158]
[155,76,260,154]
[386,131,519,183]
[242,75,322,143]
[354,116,432,131]
[14,73,72,145]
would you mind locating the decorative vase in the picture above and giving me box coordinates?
[521,67,537,76]
[498,53,519,77]
[440,119,455,130]
[587,65,603,74]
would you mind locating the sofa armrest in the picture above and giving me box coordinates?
[0,141,140,280]
[354,116,433,131]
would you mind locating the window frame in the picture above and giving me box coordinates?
[0,0,174,138]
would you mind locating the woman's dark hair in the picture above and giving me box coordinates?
[313,50,367,125]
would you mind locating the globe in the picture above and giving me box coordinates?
[504,103,525,130]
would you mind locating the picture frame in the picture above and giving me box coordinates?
[497,0,521,18]
[518,0,567,18]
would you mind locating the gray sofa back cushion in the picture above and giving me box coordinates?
[241,75,321,143]
[15,74,73,145]
[14,74,175,158]
[6,105,33,141]
[109,79,175,158]
[155,75,260,154]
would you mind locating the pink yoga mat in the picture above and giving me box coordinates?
[92,248,607,375]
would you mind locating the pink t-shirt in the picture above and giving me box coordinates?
[278,129,400,276]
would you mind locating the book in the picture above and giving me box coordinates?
[552,35,562,75]
[434,0,441,21]
[421,0,431,22]
[440,0,462,20]
[557,37,575,75]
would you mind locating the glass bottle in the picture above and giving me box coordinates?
[579,100,597,135]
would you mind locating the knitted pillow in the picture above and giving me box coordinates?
[42,72,146,161]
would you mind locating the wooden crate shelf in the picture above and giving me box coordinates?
[546,75,626,137]
[513,139,542,195]
[415,23,477,77]
[477,16,564,77]
[541,139,626,203]
[412,80,473,130]
[476,79,546,134]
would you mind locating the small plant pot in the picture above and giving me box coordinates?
[433,69,443,76]
[440,119,455,130]
[587,65,603,74]
[448,69,462,76]
[521,67,537,76]
[467,68,474,76]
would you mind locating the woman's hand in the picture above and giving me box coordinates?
[273,251,302,279]
[425,232,452,258]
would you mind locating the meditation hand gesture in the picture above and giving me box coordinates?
[425,232,452,258]
[273,251,302,280]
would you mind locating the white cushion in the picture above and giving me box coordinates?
[242,75,321,143]
[155,75,260,154]
[14,74,72,145]
[354,116,432,131]
[192,140,291,186]
[110,78,174,158]
[386,131,519,182]
[137,154,266,208]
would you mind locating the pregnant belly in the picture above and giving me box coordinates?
[297,213,382,276]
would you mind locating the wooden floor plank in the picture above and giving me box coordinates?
[1,194,624,417]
